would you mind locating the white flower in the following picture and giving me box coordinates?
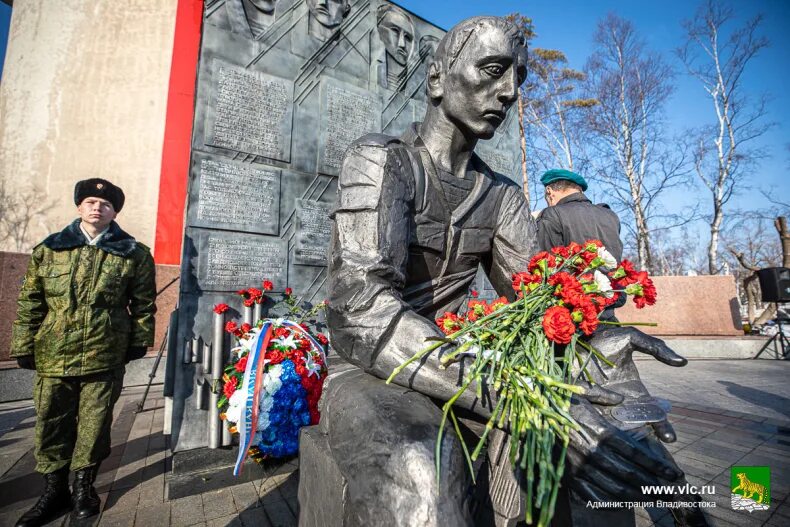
[224,388,247,424]
[263,364,283,394]
[597,247,618,269]
[594,270,614,298]
[256,413,270,431]
[272,334,299,350]
[304,354,322,377]
[259,394,274,413]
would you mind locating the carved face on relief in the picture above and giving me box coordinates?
[308,0,350,28]
[419,35,440,62]
[244,0,277,14]
[377,7,415,66]
[430,20,527,140]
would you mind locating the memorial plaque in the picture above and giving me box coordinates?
[197,233,287,292]
[190,157,281,235]
[205,60,294,162]
[294,199,333,266]
[317,78,381,175]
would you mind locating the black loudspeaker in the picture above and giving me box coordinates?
[757,267,790,303]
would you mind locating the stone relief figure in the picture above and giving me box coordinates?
[225,0,278,39]
[419,34,440,64]
[307,0,351,41]
[376,4,415,91]
[303,15,698,527]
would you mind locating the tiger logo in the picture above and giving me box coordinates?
[732,473,765,503]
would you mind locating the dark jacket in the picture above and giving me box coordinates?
[10,219,156,377]
[537,192,623,263]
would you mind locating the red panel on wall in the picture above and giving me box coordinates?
[153,0,203,265]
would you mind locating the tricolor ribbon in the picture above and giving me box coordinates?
[233,321,273,476]
[232,319,327,476]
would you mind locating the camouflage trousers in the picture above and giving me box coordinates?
[33,367,124,474]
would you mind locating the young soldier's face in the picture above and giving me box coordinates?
[438,26,526,140]
[77,197,117,230]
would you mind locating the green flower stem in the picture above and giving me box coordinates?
[598,320,658,327]
[577,339,615,368]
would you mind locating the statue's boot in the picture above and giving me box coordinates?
[72,465,101,519]
[15,467,72,527]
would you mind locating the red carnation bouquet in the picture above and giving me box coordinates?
[388,240,656,527]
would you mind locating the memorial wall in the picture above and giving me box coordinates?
[170,0,522,451]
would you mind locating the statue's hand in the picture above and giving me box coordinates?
[565,396,684,502]
[576,326,687,443]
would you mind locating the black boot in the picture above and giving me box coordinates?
[71,466,101,519]
[15,468,71,527]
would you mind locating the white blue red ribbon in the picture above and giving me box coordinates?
[233,321,272,476]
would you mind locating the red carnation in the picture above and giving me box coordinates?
[551,245,570,259]
[235,355,248,373]
[225,321,239,334]
[274,327,289,339]
[489,297,509,311]
[542,306,577,344]
[262,280,274,292]
[223,376,238,399]
[436,312,463,335]
[512,271,541,292]
[576,299,600,335]
[241,322,252,334]
[466,299,490,322]
[470,289,479,298]
[316,333,329,346]
[266,350,285,365]
[213,303,229,315]
[528,251,557,274]
[285,287,293,296]
[548,272,584,307]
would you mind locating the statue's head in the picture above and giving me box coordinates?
[307,0,350,29]
[425,17,527,140]
[243,0,278,14]
[377,5,415,67]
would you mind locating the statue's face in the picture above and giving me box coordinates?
[377,10,415,66]
[245,0,277,14]
[437,26,526,140]
[307,0,349,28]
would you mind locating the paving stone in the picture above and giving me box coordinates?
[261,497,295,527]
[98,510,137,527]
[170,494,204,527]
[239,507,272,527]
[201,488,237,521]
[207,513,243,527]
[103,488,141,514]
[133,501,170,526]
[229,482,260,510]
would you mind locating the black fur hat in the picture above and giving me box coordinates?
[73,178,125,212]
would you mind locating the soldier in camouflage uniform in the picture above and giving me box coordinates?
[11,179,156,526]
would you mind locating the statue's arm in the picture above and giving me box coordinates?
[488,183,537,298]
[327,140,495,417]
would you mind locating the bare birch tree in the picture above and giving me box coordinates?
[521,48,597,176]
[582,14,687,272]
[677,0,771,274]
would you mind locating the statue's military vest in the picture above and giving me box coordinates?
[383,128,512,318]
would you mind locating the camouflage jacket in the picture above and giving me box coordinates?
[11,219,156,377]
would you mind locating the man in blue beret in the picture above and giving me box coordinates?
[537,168,623,264]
